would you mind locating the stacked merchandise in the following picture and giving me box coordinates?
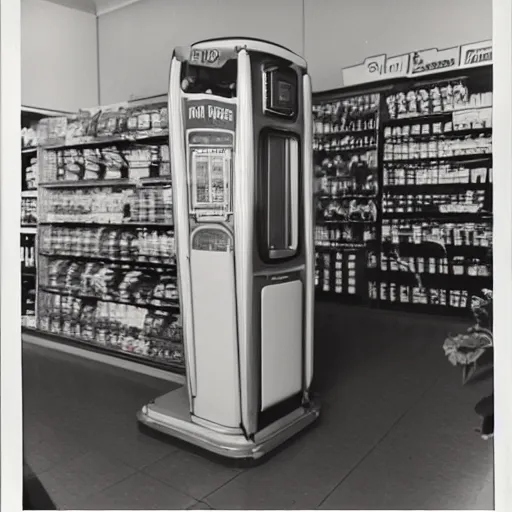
[371,72,493,314]
[21,196,37,226]
[313,93,379,300]
[21,109,45,328]
[34,101,185,370]
[21,233,37,327]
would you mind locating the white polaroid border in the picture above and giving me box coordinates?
[492,0,512,509]
[1,1,511,512]
[1,0,23,511]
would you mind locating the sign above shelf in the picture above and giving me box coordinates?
[342,40,492,87]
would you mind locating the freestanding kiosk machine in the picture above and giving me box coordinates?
[137,38,320,460]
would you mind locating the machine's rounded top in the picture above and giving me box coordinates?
[187,37,307,69]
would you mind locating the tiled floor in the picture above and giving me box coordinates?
[23,303,494,510]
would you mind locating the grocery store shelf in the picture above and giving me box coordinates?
[315,242,367,250]
[384,111,454,126]
[39,221,174,228]
[22,328,186,383]
[378,270,491,287]
[42,131,169,150]
[384,153,492,165]
[40,176,172,189]
[21,225,37,234]
[317,218,376,224]
[40,286,180,310]
[383,183,490,194]
[382,212,492,222]
[319,194,378,200]
[388,242,492,258]
[316,145,377,154]
[316,128,376,138]
[40,179,134,188]
[21,190,38,198]
[40,252,177,269]
[384,127,492,141]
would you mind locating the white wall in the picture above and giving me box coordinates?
[305,0,493,91]
[21,0,99,111]
[97,0,304,104]
[26,0,491,107]
[98,0,492,101]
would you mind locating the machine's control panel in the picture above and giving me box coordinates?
[187,131,233,219]
[263,65,298,118]
[185,98,236,221]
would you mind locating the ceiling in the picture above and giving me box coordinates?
[44,0,143,16]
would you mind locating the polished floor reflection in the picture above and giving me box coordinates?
[23,303,494,510]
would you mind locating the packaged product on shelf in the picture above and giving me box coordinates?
[95,301,110,345]
[47,259,67,288]
[36,118,51,146]
[127,109,140,133]
[159,145,171,175]
[22,124,39,149]
[126,147,150,179]
[431,87,442,113]
[42,151,58,183]
[161,314,182,344]
[82,149,103,180]
[453,82,469,109]
[79,304,96,341]
[97,108,120,138]
[146,103,167,133]
[66,111,93,143]
[137,108,152,133]
[24,157,39,189]
[103,146,128,180]
[86,110,102,138]
[65,262,84,292]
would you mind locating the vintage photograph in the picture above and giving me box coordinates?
[14,0,497,509]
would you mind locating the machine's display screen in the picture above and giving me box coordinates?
[188,131,233,216]
[277,80,292,104]
[264,67,298,117]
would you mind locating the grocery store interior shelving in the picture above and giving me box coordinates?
[313,64,492,317]
[24,101,186,373]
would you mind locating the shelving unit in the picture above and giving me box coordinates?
[33,101,185,372]
[313,91,381,302]
[374,66,492,315]
[313,64,492,317]
[21,108,60,327]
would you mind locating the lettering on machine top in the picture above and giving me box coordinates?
[190,48,220,66]
[187,47,238,69]
[186,99,236,131]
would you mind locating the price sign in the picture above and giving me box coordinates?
[460,40,492,68]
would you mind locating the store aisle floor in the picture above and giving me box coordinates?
[23,303,494,510]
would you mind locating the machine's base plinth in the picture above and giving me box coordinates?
[137,387,320,460]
